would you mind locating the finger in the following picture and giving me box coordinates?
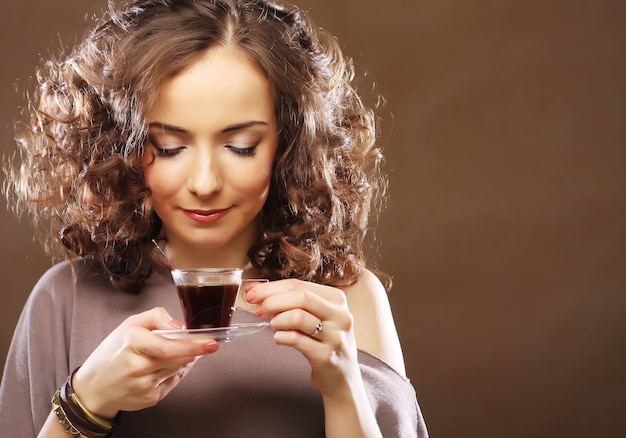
[242,278,269,292]
[150,359,196,388]
[131,328,219,360]
[258,288,339,324]
[247,279,345,305]
[121,307,183,331]
[151,365,190,402]
[273,330,334,364]
[241,279,268,306]
[270,308,324,337]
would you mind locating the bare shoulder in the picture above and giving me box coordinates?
[343,269,407,376]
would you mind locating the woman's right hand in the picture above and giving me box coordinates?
[70,307,218,419]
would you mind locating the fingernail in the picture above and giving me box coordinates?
[245,290,256,303]
[204,342,219,353]
[169,318,184,329]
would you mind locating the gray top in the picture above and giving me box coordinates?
[0,259,428,437]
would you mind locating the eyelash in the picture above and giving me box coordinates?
[155,147,184,157]
[226,144,258,157]
[148,138,259,158]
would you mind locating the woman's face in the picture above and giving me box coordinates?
[142,46,278,265]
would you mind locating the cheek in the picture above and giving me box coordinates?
[239,160,274,199]
[233,171,272,202]
[142,163,180,201]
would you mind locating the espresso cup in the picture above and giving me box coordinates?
[171,268,243,329]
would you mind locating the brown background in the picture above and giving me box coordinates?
[1,1,625,437]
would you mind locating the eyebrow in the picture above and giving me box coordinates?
[147,121,269,134]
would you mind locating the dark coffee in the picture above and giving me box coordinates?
[177,283,239,329]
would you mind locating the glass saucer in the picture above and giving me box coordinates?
[152,321,270,343]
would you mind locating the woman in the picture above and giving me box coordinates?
[1,0,428,436]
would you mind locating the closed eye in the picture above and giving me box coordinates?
[147,133,186,157]
[155,147,185,157]
[226,144,258,157]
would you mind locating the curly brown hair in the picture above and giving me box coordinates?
[4,0,387,293]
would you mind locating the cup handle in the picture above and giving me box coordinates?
[239,279,269,307]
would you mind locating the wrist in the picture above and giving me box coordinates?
[72,367,120,420]
[320,376,382,438]
[51,367,120,438]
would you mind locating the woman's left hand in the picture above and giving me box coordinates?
[245,279,361,397]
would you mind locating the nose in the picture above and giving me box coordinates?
[187,147,222,199]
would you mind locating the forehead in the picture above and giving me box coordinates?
[148,45,276,127]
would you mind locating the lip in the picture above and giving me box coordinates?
[182,207,231,223]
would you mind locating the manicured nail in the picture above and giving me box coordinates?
[204,342,219,353]
[169,318,184,328]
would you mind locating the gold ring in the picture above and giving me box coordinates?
[311,320,323,336]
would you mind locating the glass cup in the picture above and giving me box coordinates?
[171,268,243,329]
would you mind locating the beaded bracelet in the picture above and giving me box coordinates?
[52,367,120,438]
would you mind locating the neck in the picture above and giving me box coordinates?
[173,249,251,270]
[159,222,261,271]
